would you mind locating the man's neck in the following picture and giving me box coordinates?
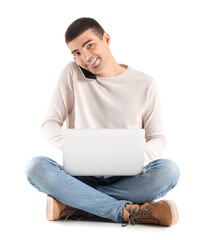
[96,57,127,78]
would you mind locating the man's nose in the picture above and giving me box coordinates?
[81,49,92,63]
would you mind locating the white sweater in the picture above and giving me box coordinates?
[41,61,167,162]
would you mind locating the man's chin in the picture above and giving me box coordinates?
[86,66,101,75]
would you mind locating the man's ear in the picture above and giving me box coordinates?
[103,32,111,46]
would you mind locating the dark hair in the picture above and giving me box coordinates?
[65,17,105,44]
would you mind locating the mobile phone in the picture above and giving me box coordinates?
[74,59,97,80]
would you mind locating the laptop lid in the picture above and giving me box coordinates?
[63,129,145,176]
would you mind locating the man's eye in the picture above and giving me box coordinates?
[87,43,93,48]
[74,52,80,56]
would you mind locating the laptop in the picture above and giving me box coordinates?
[63,129,145,176]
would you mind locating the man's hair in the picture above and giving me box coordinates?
[65,17,105,44]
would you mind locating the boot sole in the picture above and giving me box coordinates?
[46,195,55,221]
[163,200,179,226]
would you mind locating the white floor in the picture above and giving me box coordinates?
[1,165,203,240]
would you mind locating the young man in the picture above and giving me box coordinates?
[25,17,180,226]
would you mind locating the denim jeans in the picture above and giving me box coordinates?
[25,156,180,223]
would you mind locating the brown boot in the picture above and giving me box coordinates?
[46,195,87,221]
[123,200,179,227]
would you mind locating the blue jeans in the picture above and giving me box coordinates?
[25,156,180,223]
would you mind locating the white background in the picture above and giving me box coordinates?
[0,0,204,239]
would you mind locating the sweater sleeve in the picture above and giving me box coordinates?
[40,65,73,151]
[142,78,167,162]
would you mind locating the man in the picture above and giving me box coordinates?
[25,17,180,226]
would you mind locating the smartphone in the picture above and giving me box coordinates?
[74,59,97,80]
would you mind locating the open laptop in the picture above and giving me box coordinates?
[63,129,145,176]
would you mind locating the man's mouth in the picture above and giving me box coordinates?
[86,57,99,68]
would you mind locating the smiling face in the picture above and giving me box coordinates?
[67,29,112,76]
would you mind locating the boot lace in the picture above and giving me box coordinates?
[122,204,159,227]
[60,206,87,221]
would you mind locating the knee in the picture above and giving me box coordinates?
[25,156,46,181]
[160,158,180,187]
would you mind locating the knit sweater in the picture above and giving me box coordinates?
[41,61,167,163]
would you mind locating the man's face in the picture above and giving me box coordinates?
[67,29,111,76]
